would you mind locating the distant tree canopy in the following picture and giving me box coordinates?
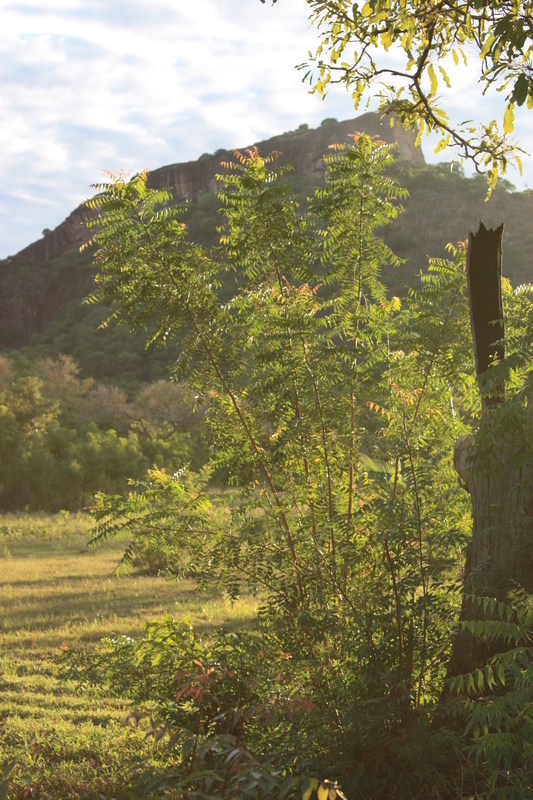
[264,0,533,191]
[0,354,206,511]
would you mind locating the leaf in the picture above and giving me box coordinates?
[280,776,295,799]
[480,34,496,59]
[167,731,181,751]
[485,665,496,689]
[302,778,318,800]
[415,118,425,147]
[438,65,451,89]
[381,30,393,51]
[503,103,515,134]
[1,761,17,780]
[302,783,313,800]
[389,295,401,312]
[511,73,529,107]
[359,454,396,475]
[434,134,450,154]
[318,786,329,800]
[427,64,438,97]
[474,668,484,691]
[154,726,167,743]
[182,738,195,759]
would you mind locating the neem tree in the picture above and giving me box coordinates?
[264,0,532,191]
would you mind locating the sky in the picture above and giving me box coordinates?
[1,0,533,259]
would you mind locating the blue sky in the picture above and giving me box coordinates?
[1,0,532,259]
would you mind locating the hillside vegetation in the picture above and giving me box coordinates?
[1,153,532,390]
[0,151,531,512]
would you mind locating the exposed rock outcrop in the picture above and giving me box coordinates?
[15,113,423,265]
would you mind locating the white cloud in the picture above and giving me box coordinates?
[0,0,532,258]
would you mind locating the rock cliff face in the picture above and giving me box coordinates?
[147,112,422,201]
[4,113,533,364]
[15,113,423,265]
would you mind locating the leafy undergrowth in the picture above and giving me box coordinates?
[0,512,256,799]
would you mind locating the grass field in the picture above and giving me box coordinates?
[0,513,256,799]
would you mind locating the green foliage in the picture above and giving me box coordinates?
[9,158,530,397]
[295,0,531,190]
[25,294,181,393]
[0,511,257,800]
[0,758,16,800]
[63,137,488,798]
[436,280,533,796]
[0,354,206,512]
[90,466,214,577]
[53,131,533,798]
[447,592,533,799]
[62,617,349,800]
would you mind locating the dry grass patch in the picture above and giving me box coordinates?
[0,513,256,799]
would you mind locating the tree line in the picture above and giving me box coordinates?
[0,353,206,511]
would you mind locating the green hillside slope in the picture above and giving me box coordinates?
[1,158,531,390]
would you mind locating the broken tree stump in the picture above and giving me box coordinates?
[446,221,533,678]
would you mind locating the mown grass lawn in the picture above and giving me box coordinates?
[0,513,256,799]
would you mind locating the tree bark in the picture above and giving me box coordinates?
[446,221,533,678]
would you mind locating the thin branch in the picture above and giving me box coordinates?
[384,536,403,675]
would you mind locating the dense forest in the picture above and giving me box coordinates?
[0,353,206,511]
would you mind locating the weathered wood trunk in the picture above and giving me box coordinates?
[447,222,533,678]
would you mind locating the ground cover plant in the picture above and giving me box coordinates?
[0,513,256,799]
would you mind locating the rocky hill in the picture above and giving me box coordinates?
[0,113,422,353]
[1,112,532,388]
[14,113,422,266]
